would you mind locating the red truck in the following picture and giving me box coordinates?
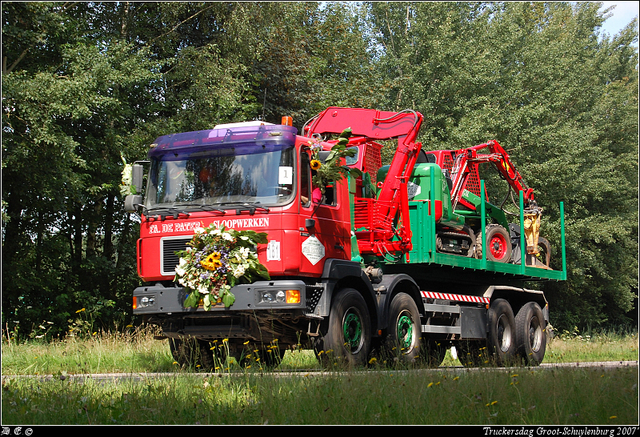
[125,107,566,368]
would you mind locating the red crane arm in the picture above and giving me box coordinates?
[304,107,422,143]
[304,107,424,216]
[450,140,535,208]
[304,107,424,257]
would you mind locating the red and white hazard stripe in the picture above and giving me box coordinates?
[421,291,490,304]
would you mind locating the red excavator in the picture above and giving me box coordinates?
[425,140,548,266]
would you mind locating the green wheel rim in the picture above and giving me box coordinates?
[397,313,414,350]
[343,310,363,352]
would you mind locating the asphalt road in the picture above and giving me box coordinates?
[3,360,637,383]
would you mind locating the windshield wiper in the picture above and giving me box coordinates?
[146,203,227,220]
[145,206,191,221]
[218,202,270,215]
[173,202,226,214]
[191,205,227,214]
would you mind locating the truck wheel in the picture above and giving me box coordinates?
[515,302,547,365]
[478,225,512,263]
[315,288,371,367]
[487,298,517,366]
[385,292,421,363]
[169,338,215,370]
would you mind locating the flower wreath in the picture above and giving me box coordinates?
[174,224,270,310]
[308,127,361,198]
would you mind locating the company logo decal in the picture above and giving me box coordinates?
[148,218,269,235]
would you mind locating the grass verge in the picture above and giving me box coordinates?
[1,328,638,425]
[2,327,637,375]
[2,366,637,425]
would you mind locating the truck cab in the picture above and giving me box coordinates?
[128,120,376,366]
[135,122,355,282]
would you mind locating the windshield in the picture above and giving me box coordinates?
[145,145,295,210]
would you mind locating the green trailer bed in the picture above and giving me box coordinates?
[382,177,567,287]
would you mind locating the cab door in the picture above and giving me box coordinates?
[298,148,351,276]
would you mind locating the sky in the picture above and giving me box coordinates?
[598,1,639,39]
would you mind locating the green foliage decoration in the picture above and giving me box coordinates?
[309,127,362,198]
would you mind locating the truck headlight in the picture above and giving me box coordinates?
[259,290,300,305]
[261,291,275,303]
[133,296,156,309]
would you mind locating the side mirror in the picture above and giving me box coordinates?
[131,163,144,194]
[123,162,146,213]
[124,194,143,213]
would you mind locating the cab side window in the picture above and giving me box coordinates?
[300,150,312,206]
[300,148,337,206]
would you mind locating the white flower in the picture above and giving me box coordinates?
[234,247,250,262]
[222,232,233,241]
[194,227,205,234]
[233,264,246,278]
[120,163,132,197]
[198,284,210,295]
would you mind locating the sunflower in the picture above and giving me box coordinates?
[310,159,322,171]
[201,252,223,271]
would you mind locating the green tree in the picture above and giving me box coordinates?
[2,1,380,339]
[367,1,638,330]
[2,2,163,337]
[2,1,635,339]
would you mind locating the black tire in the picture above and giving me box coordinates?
[169,337,215,370]
[385,292,422,363]
[478,224,512,263]
[487,298,517,366]
[515,302,547,365]
[315,288,371,367]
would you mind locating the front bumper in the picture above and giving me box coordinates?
[133,280,320,315]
